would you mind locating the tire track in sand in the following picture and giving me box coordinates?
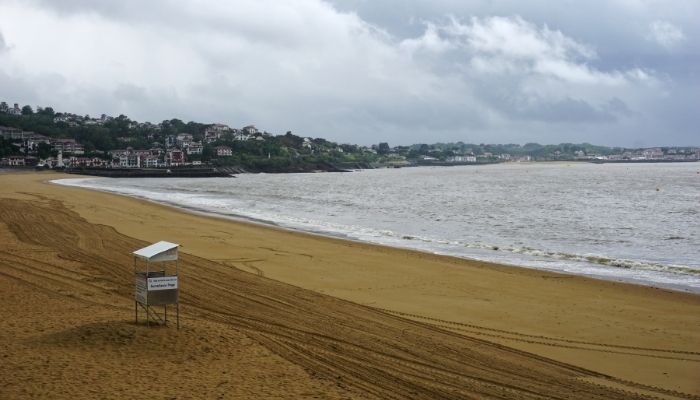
[1,197,696,400]
[374,308,700,358]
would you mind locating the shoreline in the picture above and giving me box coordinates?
[51,175,700,295]
[2,171,700,396]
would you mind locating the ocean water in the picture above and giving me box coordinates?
[54,162,700,292]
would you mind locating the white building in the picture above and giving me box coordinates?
[166,149,185,166]
[110,148,157,168]
[446,155,477,163]
[9,103,22,115]
[0,156,26,166]
[68,157,108,168]
[242,125,258,136]
[0,126,26,139]
[176,133,193,147]
[643,148,664,160]
[118,154,140,168]
[204,123,231,143]
[186,141,203,155]
[142,156,161,168]
[216,146,233,157]
[50,138,84,155]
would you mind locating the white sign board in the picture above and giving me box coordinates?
[134,275,147,303]
[148,276,178,291]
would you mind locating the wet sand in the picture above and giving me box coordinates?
[1,171,699,399]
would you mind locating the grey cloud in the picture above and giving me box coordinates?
[0,1,698,146]
[26,0,145,20]
[604,98,633,117]
[29,0,355,49]
[527,97,615,123]
[477,88,617,124]
[331,1,700,70]
[0,69,39,103]
[114,83,147,102]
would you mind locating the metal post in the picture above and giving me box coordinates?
[133,257,137,324]
[175,257,180,329]
[146,260,149,327]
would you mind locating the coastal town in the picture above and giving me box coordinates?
[3,2,700,399]
[1,101,699,171]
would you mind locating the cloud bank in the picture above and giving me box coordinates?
[0,0,697,146]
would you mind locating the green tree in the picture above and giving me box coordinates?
[39,107,55,117]
[185,121,206,138]
[378,142,390,155]
[21,105,34,115]
[37,142,52,159]
[83,142,96,155]
[202,145,214,161]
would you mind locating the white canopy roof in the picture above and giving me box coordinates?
[133,241,179,262]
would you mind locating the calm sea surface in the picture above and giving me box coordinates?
[55,162,700,292]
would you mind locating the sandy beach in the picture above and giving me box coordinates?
[1,171,699,399]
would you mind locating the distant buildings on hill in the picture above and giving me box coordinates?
[0,102,276,168]
[1,99,700,169]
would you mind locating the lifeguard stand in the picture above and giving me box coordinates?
[133,241,180,328]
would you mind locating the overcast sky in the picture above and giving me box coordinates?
[0,0,697,146]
